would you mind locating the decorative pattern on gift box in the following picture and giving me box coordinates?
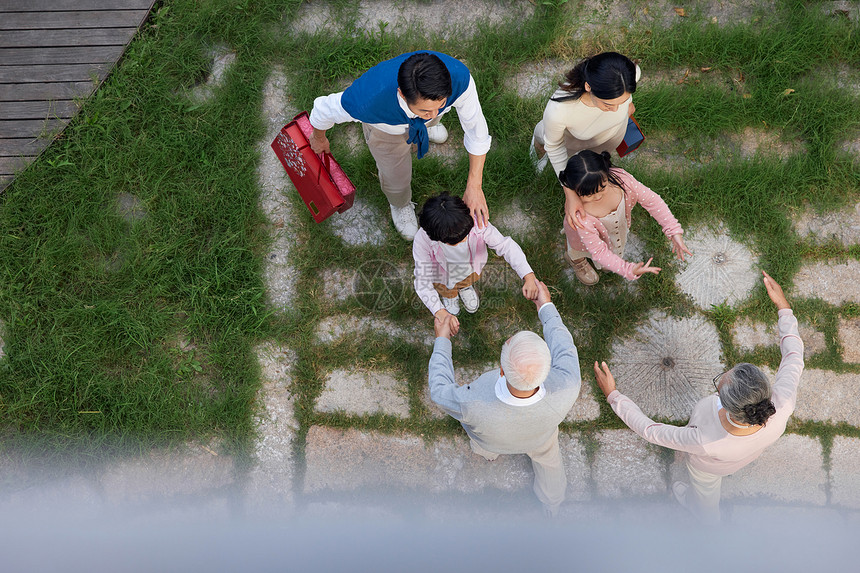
[272,132,307,178]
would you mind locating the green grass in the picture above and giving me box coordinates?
[0,0,859,466]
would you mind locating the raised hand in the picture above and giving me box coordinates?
[762,270,790,310]
[670,234,692,262]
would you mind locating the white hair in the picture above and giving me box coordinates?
[500,331,551,391]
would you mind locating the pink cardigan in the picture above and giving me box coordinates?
[607,309,804,476]
[563,168,683,280]
[412,222,534,315]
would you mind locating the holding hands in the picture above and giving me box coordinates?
[434,309,460,339]
[522,273,539,300]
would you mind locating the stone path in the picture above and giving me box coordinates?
[2,1,859,532]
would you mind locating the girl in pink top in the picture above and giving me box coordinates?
[593,272,805,523]
[558,150,691,284]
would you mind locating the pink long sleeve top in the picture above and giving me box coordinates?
[606,309,804,476]
[412,222,533,316]
[563,168,683,280]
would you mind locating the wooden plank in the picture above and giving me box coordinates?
[0,10,151,30]
[0,0,154,11]
[0,28,137,48]
[0,63,110,83]
[0,100,79,120]
[0,155,35,175]
[0,81,94,101]
[0,118,68,138]
[0,46,125,65]
[0,138,52,157]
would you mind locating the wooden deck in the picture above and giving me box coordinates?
[0,0,155,192]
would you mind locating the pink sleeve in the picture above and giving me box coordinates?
[618,170,683,238]
[576,220,638,281]
[772,309,805,412]
[607,390,709,455]
[412,230,443,316]
[479,223,534,279]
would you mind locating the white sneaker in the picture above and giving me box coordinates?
[427,124,448,144]
[390,202,418,241]
[441,295,460,316]
[529,135,548,173]
[458,286,479,313]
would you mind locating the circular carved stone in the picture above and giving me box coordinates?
[675,225,759,309]
[610,312,724,420]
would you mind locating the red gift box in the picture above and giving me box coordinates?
[271,111,356,223]
[616,116,645,157]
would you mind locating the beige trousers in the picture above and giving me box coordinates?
[683,459,723,525]
[470,428,567,512]
[362,117,441,208]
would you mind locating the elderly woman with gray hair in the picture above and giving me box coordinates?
[593,271,804,523]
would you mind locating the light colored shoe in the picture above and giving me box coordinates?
[441,295,460,316]
[529,135,548,173]
[390,202,418,241]
[564,252,599,285]
[427,123,448,144]
[458,286,479,313]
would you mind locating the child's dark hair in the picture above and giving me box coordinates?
[558,150,626,197]
[552,52,637,103]
[419,192,474,244]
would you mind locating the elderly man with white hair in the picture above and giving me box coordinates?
[429,280,581,516]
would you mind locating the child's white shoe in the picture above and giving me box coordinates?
[529,135,548,173]
[442,295,460,316]
[427,123,448,144]
[390,202,418,241]
[458,286,480,313]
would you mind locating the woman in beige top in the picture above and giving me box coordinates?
[530,52,640,231]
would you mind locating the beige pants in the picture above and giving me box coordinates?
[362,118,441,208]
[682,459,722,525]
[470,429,567,512]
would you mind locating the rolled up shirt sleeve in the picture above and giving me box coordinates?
[451,76,492,156]
[309,92,358,131]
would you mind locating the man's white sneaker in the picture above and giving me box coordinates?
[427,124,448,144]
[390,202,419,241]
[442,295,460,316]
[458,286,480,313]
[529,135,549,173]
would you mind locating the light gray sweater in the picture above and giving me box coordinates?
[428,303,581,454]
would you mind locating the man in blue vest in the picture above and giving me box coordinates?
[308,51,492,240]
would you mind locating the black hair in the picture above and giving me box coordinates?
[552,52,637,103]
[558,150,626,197]
[418,192,474,245]
[397,53,453,104]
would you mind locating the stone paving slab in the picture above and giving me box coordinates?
[303,426,591,500]
[189,45,236,104]
[289,0,534,39]
[259,67,299,310]
[565,382,601,422]
[793,260,860,306]
[99,444,235,505]
[831,436,860,509]
[315,314,435,347]
[675,224,759,309]
[593,430,666,498]
[317,369,410,418]
[732,317,827,359]
[326,197,387,247]
[793,368,860,426]
[792,202,860,245]
[837,317,860,363]
[492,200,540,244]
[245,343,297,513]
[506,59,565,100]
[609,311,724,420]
[719,434,826,505]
